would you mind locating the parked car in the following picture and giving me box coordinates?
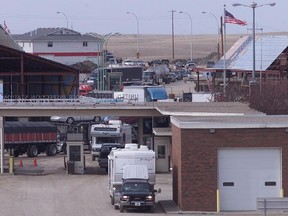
[168,72,177,82]
[183,74,194,83]
[185,62,196,71]
[50,116,101,124]
[207,61,215,68]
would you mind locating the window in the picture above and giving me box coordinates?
[47,42,53,47]
[83,41,88,47]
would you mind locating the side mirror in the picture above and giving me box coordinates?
[154,188,161,193]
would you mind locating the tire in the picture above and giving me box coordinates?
[120,205,124,213]
[26,145,32,157]
[14,151,20,157]
[149,206,155,213]
[45,145,51,156]
[111,197,114,205]
[48,144,57,156]
[93,116,101,123]
[29,145,39,157]
[66,117,74,124]
[92,155,95,161]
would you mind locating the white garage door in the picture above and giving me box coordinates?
[218,148,281,211]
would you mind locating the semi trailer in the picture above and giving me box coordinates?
[4,121,58,157]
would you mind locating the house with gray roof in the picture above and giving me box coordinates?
[11,28,103,66]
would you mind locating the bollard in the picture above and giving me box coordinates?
[9,156,14,174]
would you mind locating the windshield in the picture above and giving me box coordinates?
[96,137,119,143]
[122,182,150,192]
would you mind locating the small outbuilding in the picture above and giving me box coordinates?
[171,115,288,212]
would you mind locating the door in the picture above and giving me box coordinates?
[218,148,281,211]
[154,136,170,172]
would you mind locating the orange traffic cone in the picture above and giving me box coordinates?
[33,159,37,167]
[19,159,23,167]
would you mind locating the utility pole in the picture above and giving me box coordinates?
[169,10,176,60]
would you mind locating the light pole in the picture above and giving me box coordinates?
[169,10,176,60]
[104,32,121,53]
[232,2,276,81]
[57,11,68,28]
[179,11,193,62]
[202,11,220,60]
[126,12,140,59]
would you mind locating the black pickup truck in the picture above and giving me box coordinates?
[119,179,160,213]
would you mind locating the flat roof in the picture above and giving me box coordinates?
[156,102,264,116]
[171,115,288,129]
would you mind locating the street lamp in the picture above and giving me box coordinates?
[179,11,193,62]
[57,11,68,28]
[202,11,220,60]
[126,12,140,59]
[104,32,121,53]
[169,10,176,60]
[232,2,276,81]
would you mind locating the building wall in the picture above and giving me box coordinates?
[172,126,288,211]
[19,40,102,65]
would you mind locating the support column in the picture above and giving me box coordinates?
[0,117,4,174]
[138,117,144,146]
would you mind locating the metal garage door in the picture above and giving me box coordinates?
[218,148,281,211]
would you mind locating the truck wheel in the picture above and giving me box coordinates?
[92,155,95,161]
[93,116,101,123]
[45,145,51,156]
[14,151,20,157]
[48,144,57,156]
[149,206,155,213]
[120,205,125,213]
[26,146,32,157]
[111,197,114,205]
[29,145,39,157]
[66,117,74,124]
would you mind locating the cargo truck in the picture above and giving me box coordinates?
[114,85,168,102]
[4,121,58,157]
[107,144,158,209]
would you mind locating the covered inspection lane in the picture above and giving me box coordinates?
[0,101,164,173]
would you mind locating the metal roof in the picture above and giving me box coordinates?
[214,35,288,71]
[0,24,23,51]
[11,28,101,42]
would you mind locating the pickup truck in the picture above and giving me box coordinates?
[119,178,160,213]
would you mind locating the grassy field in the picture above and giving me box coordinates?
[107,34,244,62]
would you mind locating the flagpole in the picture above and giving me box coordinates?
[223,5,227,96]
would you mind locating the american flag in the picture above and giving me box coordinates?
[225,10,247,26]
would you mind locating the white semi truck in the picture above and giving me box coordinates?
[107,144,157,209]
[90,120,132,161]
[114,85,168,102]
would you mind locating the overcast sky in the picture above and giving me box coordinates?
[1,0,286,35]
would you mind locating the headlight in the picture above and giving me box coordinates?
[146,195,154,201]
[121,195,129,201]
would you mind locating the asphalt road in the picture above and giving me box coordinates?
[2,153,288,216]
[0,153,173,216]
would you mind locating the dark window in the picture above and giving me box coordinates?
[265,181,276,186]
[48,42,53,47]
[83,41,88,47]
[223,182,234,186]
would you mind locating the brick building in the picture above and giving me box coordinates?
[171,115,288,212]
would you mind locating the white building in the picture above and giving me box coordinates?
[12,28,103,66]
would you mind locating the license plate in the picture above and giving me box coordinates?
[135,202,141,206]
